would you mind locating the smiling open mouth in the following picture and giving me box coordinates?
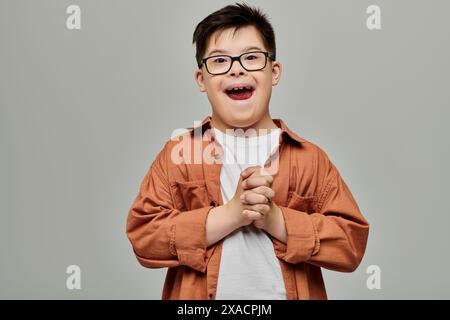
[225,87,254,100]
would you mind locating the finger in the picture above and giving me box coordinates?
[245,204,270,215]
[253,204,271,215]
[240,166,261,179]
[242,175,273,190]
[240,191,269,205]
[253,219,265,229]
[258,167,271,176]
[250,186,275,200]
[242,210,264,221]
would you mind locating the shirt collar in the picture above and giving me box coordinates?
[188,115,306,146]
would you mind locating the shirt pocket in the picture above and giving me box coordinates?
[171,179,210,212]
[286,191,317,214]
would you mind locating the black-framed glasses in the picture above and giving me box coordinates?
[199,51,275,75]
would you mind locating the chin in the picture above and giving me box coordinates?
[225,112,264,129]
[213,98,268,129]
[229,117,257,129]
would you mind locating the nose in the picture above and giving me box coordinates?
[229,59,246,76]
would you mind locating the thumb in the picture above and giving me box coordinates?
[240,165,260,179]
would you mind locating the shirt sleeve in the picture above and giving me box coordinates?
[126,142,213,273]
[272,149,370,272]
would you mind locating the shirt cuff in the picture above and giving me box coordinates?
[170,206,213,273]
[272,206,320,264]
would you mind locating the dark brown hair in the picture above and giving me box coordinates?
[192,2,276,68]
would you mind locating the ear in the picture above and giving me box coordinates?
[195,68,207,92]
[271,61,282,86]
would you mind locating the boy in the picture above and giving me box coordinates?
[126,3,369,300]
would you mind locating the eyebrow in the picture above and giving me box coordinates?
[206,46,264,57]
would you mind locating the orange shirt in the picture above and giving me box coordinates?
[126,116,369,299]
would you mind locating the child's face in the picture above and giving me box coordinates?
[195,25,282,130]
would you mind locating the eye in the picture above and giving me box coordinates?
[245,54,259,60]
[212,57,227,64]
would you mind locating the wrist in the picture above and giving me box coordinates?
[264,203,283,233]
[224,200,245,228]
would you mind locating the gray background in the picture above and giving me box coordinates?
[1,0,449,299]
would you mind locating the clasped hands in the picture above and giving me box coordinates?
[228,165,283,231]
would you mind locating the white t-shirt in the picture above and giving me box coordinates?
[213,127,287,300]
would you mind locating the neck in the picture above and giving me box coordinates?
[211,112,278,136]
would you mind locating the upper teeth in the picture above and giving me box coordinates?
[231,86,251,91]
